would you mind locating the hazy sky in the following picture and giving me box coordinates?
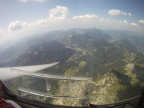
[0,0,144,43]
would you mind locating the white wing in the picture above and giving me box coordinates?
[0,62,59,81]
[10,68,90,81]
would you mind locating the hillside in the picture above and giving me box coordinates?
[1,28,144,106]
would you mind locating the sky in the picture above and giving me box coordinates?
[0,0,144,44]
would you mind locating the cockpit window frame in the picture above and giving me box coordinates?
[0,80,88,108]
[1,80,144,108]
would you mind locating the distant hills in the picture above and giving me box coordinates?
[1,28,144,106]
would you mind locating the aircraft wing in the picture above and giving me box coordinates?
[18,87,87,100]
[0,62,59,81]
[10,68,91,81]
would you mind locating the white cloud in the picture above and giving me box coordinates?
[131,23,137,26]
[8,6,69,31]
[108,9,132,16]
[8,20,27,31]
[124,20,128,24]
[0,28,2,37]
[119,21,123,24]
[7,6,142,33]
[8,19,49,31]
[128,13,132,17]
[100,18,104,21]
[48,6,69,20]
[19,0,46,3]
[72,14,98,20]
[20,0,28,2]
[27,19,50,27]
[31,0,45,2]
[139,20,144,24]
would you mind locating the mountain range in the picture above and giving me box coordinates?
[1,28,144,106]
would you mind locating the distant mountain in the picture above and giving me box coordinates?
[104,30,144,53]
[1,28,144,106]
[0,39,74,67]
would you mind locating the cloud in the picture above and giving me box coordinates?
[8,19,49,31]
[139,20,144,24]
[8,6,69,31]
[8,6,141,33]
[72,14,98,20]
[0,28,2,37]
[19,0,28,2]
[100,18,104,21]
[108,9,132,16]
[31,0,45,2]
[48,6,69,20]
[19,0,46,3]
[124,20,128,24]
[131,23,137,26]
[27,19,49,27]
[8,20,27,31]
[128,13,132,17]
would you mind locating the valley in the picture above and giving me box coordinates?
[1,28,144,106]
